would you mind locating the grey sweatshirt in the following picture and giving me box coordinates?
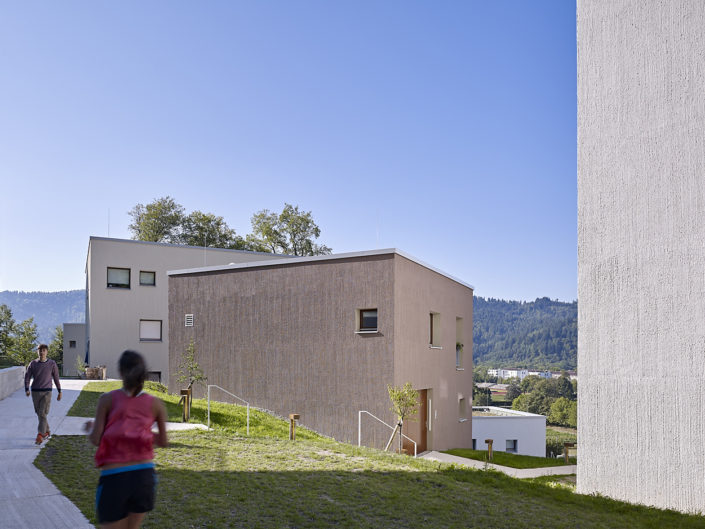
[24,359,61,393]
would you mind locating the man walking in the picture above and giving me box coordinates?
[25,344,62,444]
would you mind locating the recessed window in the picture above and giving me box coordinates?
[472,438,477,450]
[139,320,162,342]
[429,312,441,347]
[107,267,130,289]
[147,371,161,383]
[139,271,156,286]
[506,439,518,453]
[458,398,468,421]
[356,308,378,333]
[69,340,76,348]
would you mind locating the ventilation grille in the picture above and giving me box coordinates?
[184,314,194,327]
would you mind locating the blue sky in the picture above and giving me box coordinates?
[0,1,576,301]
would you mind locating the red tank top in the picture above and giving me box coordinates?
[95,389,156,467]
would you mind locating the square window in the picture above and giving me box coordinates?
[139,320,162,342]
[69,340,76,348]
[107,267,130,289]
[139,271,156,286]
[360,309,378,331]
[506,439,518,453]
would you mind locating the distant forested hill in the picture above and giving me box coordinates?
[473,296,577,370]
[0,290,84,343]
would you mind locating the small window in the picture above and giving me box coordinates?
[472,439,477,450]
[69,340,76,348]
[107,267,130,289]
[147,371,161,383]
[139,271,156,286]
[139,320,162,342]
[429,312,441,347]
[506,439,518,453]
[458,398,468,421]
[356,308,378,333]
[360,309,378,330]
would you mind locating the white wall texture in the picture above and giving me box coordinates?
[578,0,705,514]
[0,367,24,401]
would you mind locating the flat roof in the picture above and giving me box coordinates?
[88,236,287,257]
[471,406,544,418]
[167,248,474,290]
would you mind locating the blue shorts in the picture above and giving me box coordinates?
[96,464,157,523]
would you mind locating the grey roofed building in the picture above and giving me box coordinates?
[84,236,289,381]
[168,249,474,452]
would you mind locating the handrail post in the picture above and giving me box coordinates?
[358,411,362,447]
[207,385,211,428]
[246,403,250,436]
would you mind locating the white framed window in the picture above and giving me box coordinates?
[139,271,156,286]
[429,312,441,348]
[355,308,378,333]
[139,320,162,342]
[107,267,130,289]
[506,439,518,453]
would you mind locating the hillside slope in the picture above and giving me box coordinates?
[473,296,577,370]
[0,290,84,343]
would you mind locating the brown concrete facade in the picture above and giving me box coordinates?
[168,250,473,451]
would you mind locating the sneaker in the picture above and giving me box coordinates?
[44,430,50,439]
[35,433,44,445]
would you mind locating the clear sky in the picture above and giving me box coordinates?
[0,1,576,301]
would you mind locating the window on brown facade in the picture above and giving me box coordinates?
[359,309,378,331]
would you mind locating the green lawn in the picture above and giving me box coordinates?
[34,382,705,528]
[443,448,576,469]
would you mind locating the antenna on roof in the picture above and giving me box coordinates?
[108,209,110,237]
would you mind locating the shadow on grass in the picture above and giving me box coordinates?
[35,434,705,529]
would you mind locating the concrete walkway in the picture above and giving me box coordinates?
[0,379,208,529]
[420,450,577,478]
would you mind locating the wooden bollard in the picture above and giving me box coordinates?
[180,389,190,422]
[289,414,300,440]
[485,439,493,461]
[563,442,576,463]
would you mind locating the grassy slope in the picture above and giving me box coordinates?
[34,382,705,529]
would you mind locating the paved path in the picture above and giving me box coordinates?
[0,379,208,529]
[420,450,577,478]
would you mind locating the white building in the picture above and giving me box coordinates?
[487,368,528,380]
[83,237,288,381]
[471,406,545,458]
[62,322,86,376]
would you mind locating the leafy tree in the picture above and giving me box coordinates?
[128,196,185,243]
[0,304,15,358]
[548,397,577,428]
[250,203,332,256]
[472,385,492,406]
[511,393,530,412]
[176,340,207,389]
[520,375,543,394]
[180,210,246,249]
[506,381,522,402]
[48,325,63,371]
[7,317,38,367]
[387,382,419,454]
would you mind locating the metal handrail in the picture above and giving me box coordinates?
[358,410,417,457]
[207,384,250,435]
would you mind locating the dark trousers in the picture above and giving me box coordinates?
[31,391,52,434]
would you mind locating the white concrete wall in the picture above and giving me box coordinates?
[578,1,705,514]
[471,409,545,458]
[0,367,24,401]
[86,237,288,381]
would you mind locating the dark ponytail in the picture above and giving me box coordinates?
[118,350,147,395]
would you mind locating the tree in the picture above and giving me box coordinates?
[506,380,522,402]
[128,196,185,243]
[176,340,207,389]
[7,317,38,367]
[548,397,577,428]
[0,304,15,358]
[387,382,419,455]
[48,325,63,371]
[249,203,332,256]
[473,386,492,406]
[180,210,246,249]
[511,393,530,412]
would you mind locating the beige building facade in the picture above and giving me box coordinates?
[168,249,473,451]
[85,237,287,380]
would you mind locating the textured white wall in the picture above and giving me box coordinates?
[578,0,705,514]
